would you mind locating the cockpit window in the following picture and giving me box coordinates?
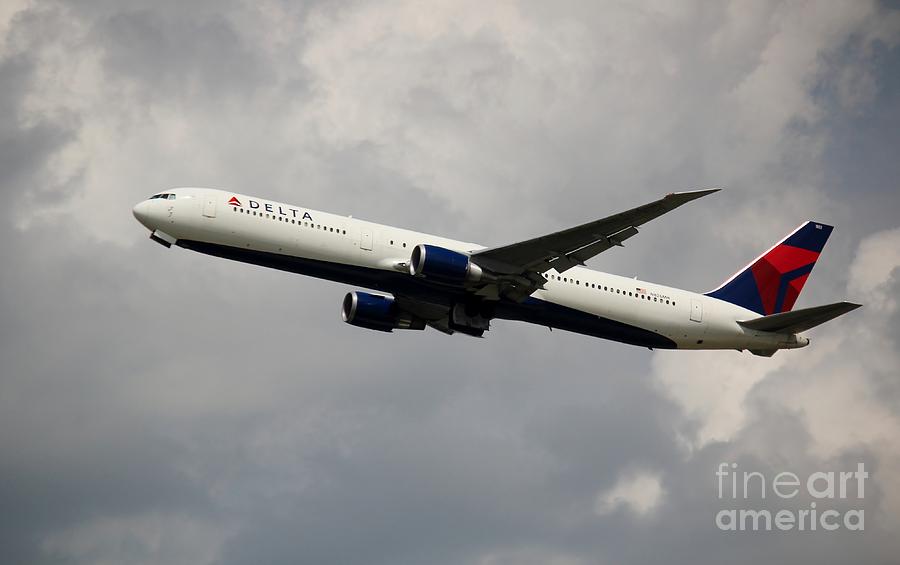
[148,193,176,200]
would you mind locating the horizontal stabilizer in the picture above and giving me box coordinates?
[737,301,861,334]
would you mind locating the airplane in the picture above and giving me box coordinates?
[132,188,860,356]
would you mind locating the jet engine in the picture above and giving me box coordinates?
[341,291,425,332]
[408,244,486,284]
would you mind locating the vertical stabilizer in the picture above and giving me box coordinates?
[706,221,833,315]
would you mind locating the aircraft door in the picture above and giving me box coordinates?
[690,299,703,322]
[360,228,373,251]
[202,193,217,218]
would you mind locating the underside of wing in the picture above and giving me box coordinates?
[393,293,490,337]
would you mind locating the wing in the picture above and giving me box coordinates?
[474,188,720,274]
[471,188,720,300]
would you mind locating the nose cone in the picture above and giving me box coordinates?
[132,200,153,229]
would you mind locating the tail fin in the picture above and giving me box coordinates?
[706,221,833,315]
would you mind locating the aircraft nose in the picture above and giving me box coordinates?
[132,200,153,228]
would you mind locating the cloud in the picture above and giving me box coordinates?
[848,226,900,309]
[0,1,898,564]
[40,513,231,565]
[594,470,664,517]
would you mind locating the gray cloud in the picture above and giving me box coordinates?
[1,1,899,564]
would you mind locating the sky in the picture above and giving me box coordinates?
[1,1,899,564]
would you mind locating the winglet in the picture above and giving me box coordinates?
[665,188,722,203]
[659,188,721,213]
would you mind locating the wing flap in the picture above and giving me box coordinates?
[549,225,640,272]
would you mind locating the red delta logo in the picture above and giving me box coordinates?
[751,245,820,315]
[228,196,242,207]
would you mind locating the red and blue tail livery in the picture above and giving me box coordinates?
[706,221,833,315]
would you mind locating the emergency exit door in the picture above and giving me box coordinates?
[360,228,373,251]
[690,299,703,322]
[202,193,217,218]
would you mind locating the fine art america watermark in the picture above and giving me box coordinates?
[715,462,868,532]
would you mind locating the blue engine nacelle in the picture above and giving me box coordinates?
[341,291,425,332]
[408,244,485,284]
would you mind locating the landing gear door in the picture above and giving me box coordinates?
[202,193,217,218]
[690,299,703,322]
[360,228,373,251]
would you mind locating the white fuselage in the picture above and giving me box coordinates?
[133,188,809,352]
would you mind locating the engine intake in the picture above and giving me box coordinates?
[409,244,485,284]
[341,291,425,332]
